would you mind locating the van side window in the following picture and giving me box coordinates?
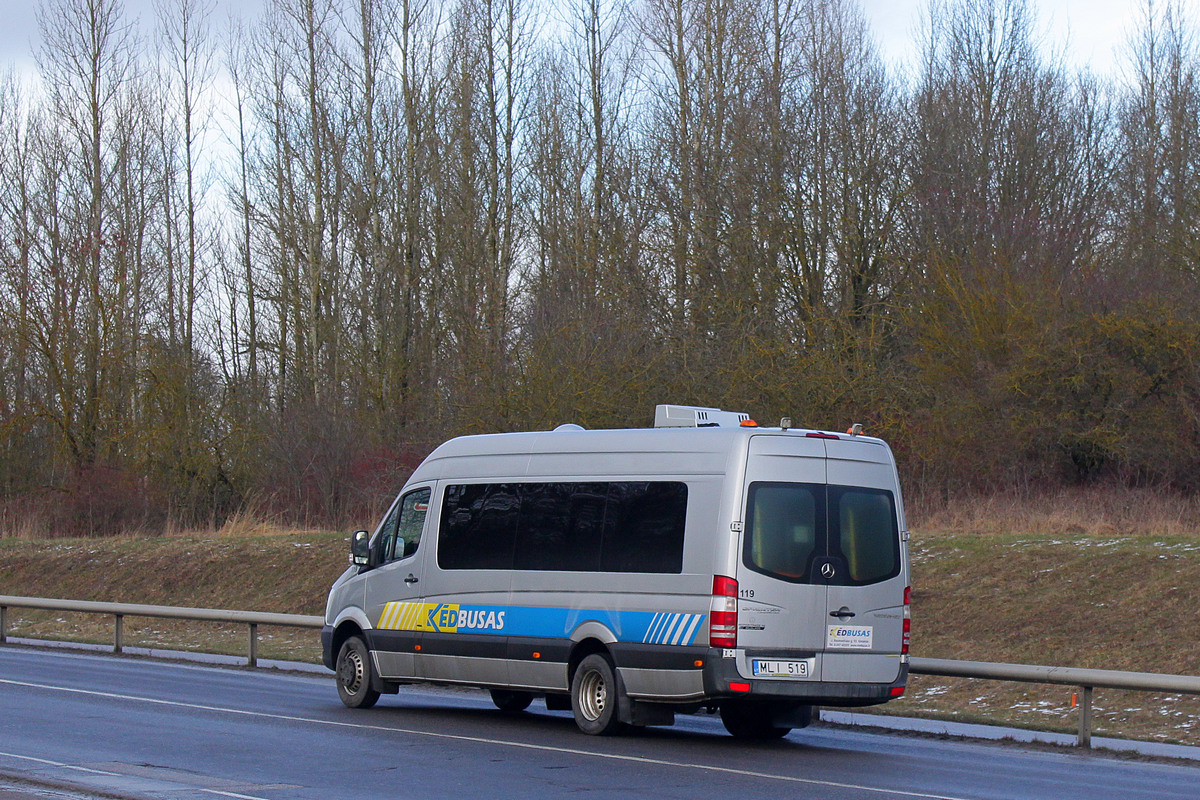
[376,499,403,563]
[599,482,687,573]
[514,483,606,571]
[380,488,430,562]
[438,481,687,573]
[393,488,431,560]
[439,484,520,569]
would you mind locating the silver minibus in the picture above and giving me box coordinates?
[321,405,911,737]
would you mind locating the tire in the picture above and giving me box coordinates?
[490,689,534,713]
[570,654,623,735]
[719,700,791,739]
[336,635,381,709]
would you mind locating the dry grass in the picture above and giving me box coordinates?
[0,506,50,540]
[202,508,330,540]
[895,486,1200,746]
[910,485,1200,540]
[0,528,349,614]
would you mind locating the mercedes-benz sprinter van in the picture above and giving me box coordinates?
[322,405,911,738]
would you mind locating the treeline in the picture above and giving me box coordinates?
[1,0,1199,536]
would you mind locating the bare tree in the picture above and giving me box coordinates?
[222,17,261,391]
[0,73,36,499]
[772,0,908,338]
[338,0,440,437]
[157,0,217,369]
[911,0,1111,284]
[34,0,140,472]
[639,0,767,344]
[1115,0,1200,284]
[904,0,1121,491]
[249,0,348,410]
[429,0,535,428]
[517,0,663,427]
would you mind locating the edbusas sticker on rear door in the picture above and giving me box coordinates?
[827,625,873,649]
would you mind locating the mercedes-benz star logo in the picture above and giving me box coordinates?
[820,562,836,579]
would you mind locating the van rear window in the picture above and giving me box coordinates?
[831,487,900,584]
[439,481,687,573]
[744,482,899,585]
[746,484,819,579]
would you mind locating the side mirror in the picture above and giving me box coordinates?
[350,530,371,566]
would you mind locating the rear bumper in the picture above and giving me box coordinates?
[702,649,908,706]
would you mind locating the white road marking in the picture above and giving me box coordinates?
[0,749,275,800]
[0,677,972,800]
[0,750,120,776]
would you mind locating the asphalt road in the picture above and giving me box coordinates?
[1,646,1197,800]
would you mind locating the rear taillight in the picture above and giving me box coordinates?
[902,585,911,655]
[709,575,738,648]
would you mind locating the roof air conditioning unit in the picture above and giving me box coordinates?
[653,404,749,429]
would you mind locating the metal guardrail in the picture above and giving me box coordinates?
[910,656,1200,747]
[0,595,323,668]
[2,595,1198,748]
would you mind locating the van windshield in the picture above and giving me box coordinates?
[744,482,900,585]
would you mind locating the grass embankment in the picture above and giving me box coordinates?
[895,489,1200,745]
[1,488,1199,745]
[0,518,349,664]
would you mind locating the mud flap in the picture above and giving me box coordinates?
[771,703,813,728]
[545,694,572,711]
[369,673,401,695]
[615,668,676,727]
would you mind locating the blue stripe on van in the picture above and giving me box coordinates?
[506,605,705,645]
[379,602,706,646]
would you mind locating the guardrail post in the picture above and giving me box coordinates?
[248,623,258,667]
[114,614,123,653]
[1,605,7,643]
[1077,685,1093,748]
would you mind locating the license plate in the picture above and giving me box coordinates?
[751,658,814,678]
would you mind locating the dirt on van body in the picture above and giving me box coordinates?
[2,488,1199,745]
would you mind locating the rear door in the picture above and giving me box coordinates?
[735,434,905,683]
[735,435,829,679]
[823,439,906,683]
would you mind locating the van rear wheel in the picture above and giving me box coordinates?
[719,700,791,739]
[336,635,381,709]
[571,654,623,735]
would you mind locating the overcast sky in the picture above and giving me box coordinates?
[862,0,1148,77]
[0,0,1164,86]
[1,0,261,78]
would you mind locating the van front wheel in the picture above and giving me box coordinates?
[571,654,623,735]
[336,635,381,709]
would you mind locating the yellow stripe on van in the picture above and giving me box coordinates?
[379,601,424,630]
[378,601,400,629]
[378,601,462,632]
[398,602,419,629]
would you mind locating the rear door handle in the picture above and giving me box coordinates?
[829,607,855,620]
[404,574,419,584]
